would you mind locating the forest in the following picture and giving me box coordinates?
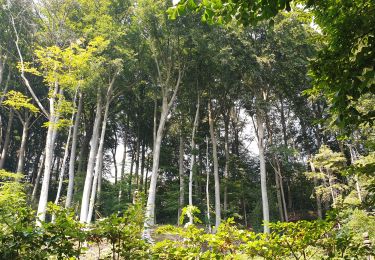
[0,0,374,259]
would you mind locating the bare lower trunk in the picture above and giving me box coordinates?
[86,80,114,224]
[80,93,102,222]
[140,139,146,190]
[36,86,60,225]
[275,167,284,222]
[256,113,270,233]
[144,98,168,238]
[205,137,211,233]
[65,92,83,208]
[223,117,229,214]
[0,110,14,169]
[54,125,73,206]
[16,117,30,173]
[189,96,200,224]
[118,118,128,205]
[348,145,362,202]
[208,101,221,231]
[275,159,288,222]
[178,135,184,225]
[31,154,45,202]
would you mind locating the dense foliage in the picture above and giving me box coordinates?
[0,0,374,259]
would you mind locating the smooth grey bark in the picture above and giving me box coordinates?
[0,70,11,148]
[134,123,141,188]
[140,139,146,190]
[65,92,83,208]
[31,153,45,202]
[178,135,184,225]
[86,77,116,224]
[188,95,200,224]
[205,136,211,233]
[0,55,5,86]
[223,115,230,213]
[80,93,102,222]
[0,110,14,169]
[275,158,288,222]
[118,117,129,205]
[36,84,60,225]
[255,111,270,233]
[16,115,31,173]
[143,67,182,240]
[208,100,221,231]
[54,122,73,206]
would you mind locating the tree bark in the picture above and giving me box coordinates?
[205,136,211,233]
[86,77,115,224]
[31,153,45,202]
[36,85,60,225]
[223,115,230,214]
[178,135,184,225]
[189,95,200,224]
[65,92,83,208]
[0,110,14,169]
[256,111,270,233]
[16,116,30,173]
[80,92,102,222]
[208,100,221,231]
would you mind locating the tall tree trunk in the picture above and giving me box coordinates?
[134,124,141,189]
[274,160,284,222]
[223,115,230,214]
[80,93,102,222]
[348,144,363,202]
[310,161,323,219]
[189,95,200,224]
[0,70,11,148]
[0,110,14,169]
[128,148,135,202]
[143,67,181,240]
[86,77,115,224]
[86,102,109,223]
[65,92,83,208]
[256,111,270,233]
[145,97,169,229]
[36,85,60,225]
[118,116,128,205]
[178,135,184,225]
[31,153,45,202]
[275,158,288,221]
[205,136,211,233]
[140,138,146,191]
[208,100,221,231]
[16,116,30,173]
[54,124,73,206]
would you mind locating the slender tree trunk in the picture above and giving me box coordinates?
[134,125,140,189]
[16,117,30,173]
[80,93,102,223]
[86,78,115,224]
[274,160,284,222]
[178,135,184,225]
[118,117,128,205]
[143,67,181,240]
[140,138,146,190]
[256,111,270,233]
[0,110,14,169]
[32,154,45,202]
[275,158,288,221]
[205,137,211,233]
[208,100,221,231]
[65,92,83,208]
[54,124,73,206]
[145,98,168,229]
[0,70,11,148]
[223,116,230,214]
[36,85,60,225]
[128,148,135,201]
[189,95,200,224]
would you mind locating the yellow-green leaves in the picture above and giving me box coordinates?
[2,90,39,114]
[26,37,109,91]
